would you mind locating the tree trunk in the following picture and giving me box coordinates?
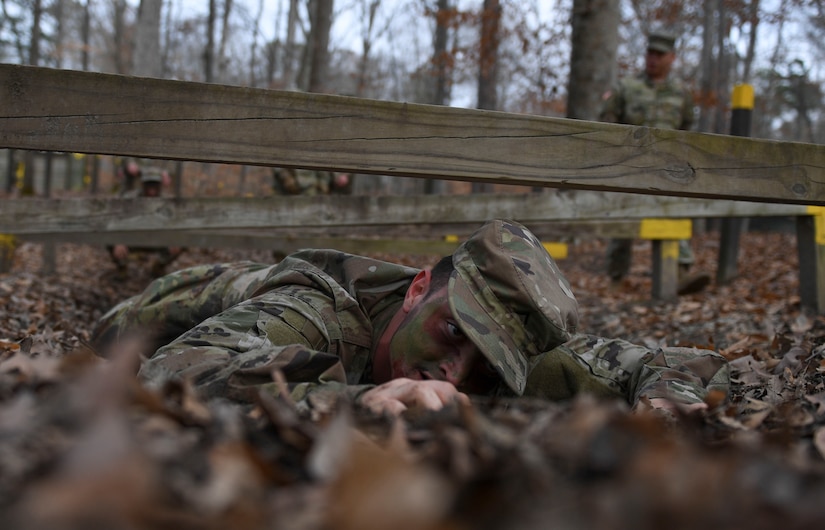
[742,0,759,83]
[425,0,452,195]
[476,0,500,111]
[566,0,619,121]
[355,0,382,97]
[431,0,451,107]
[697,0,715,133]
[217,0,234,82]
[82,0,91,71]
[308,0,334,93]
[282,0,299,88]
[54,0,65,68]
[134,0,163,78]
[713,0,729,134]
[473,0,500,194]
[204,0,216,82]
[113,0,128,74]
[29,0,43,66]
[250,0,265,86]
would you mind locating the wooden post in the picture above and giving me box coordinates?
[0,234,16,273]
[717,84,754,285]
[797,208,825,313]
[641,219,692,301]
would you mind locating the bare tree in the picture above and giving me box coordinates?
[566,0,619,120]
[354,0,393,97]
[282,0,301,88]
[112,0,129,74]
[82,0,91,70]
[307,0,334,92]
[29,0,43,66]
[476,0,500,111]
[431,0,452,106]
[473,0,500,193]
[217,0,233,82]
[204,0,216,81]
[249,0,264,86]
[134,0,163,77]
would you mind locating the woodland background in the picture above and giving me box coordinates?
[4,1,825,528]
[2,0,825,194]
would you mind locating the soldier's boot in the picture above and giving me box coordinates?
[677,264,711,296]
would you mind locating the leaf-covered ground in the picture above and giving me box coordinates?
[2,226,825,530]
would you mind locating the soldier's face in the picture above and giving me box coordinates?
[645,49,675,80]
[386,274,500,394]
[143,183,161,197]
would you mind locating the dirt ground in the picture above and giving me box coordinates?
[2,225,825,529]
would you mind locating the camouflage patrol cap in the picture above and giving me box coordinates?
[141,168,163,184]
[448,219,579,395]
[647,31,676,53]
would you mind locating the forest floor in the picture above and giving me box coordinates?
[2,223,825,529]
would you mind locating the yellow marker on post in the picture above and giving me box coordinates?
[807,206,825,245]
[638,219,692,240]
[542,242,568,260]
[731,84,755,110]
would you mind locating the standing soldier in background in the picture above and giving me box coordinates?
[109,163,184,278]
[599,31,710,295]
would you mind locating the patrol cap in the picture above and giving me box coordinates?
[141,169,163,184]
[448,219,579,395]
[647,31,676,53]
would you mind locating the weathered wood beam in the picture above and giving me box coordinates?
[2,65,825,204]
[0,192,810,234]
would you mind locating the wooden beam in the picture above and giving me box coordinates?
[0,192,811,235]
[2,65,825,204]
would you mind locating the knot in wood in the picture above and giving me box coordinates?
[664,163,695,184]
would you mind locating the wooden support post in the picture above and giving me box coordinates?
[0,234,17,273]
[641,219,692,301]
[718,84,754,285]
[797,210,825,313]
[652,240,680,301]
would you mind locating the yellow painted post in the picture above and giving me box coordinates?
[0,234,17,273]
[799,206,825,313]
[639,219,692,300]
[718,84,755,285]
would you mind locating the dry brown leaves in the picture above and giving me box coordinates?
[1,229,825,530]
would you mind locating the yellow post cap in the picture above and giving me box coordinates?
[732,84,754,110]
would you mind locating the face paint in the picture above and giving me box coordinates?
[386,284,497,392]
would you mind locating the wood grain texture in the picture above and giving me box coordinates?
[2,64,825,204]
[0,192,810,234]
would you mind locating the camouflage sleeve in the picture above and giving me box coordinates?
[92,262,273,355]
[523,333,730,406]
[136,284,372,411]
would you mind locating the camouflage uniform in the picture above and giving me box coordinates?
[92,220,728,413]
[600,70,696,280]
[108,167,182,277]
[273,168,335,196]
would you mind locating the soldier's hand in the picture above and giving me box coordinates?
[634,397,707,416]
[112,244,129,261]
[359,378,470,416]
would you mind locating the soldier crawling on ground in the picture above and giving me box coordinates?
[93,219,729,419]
